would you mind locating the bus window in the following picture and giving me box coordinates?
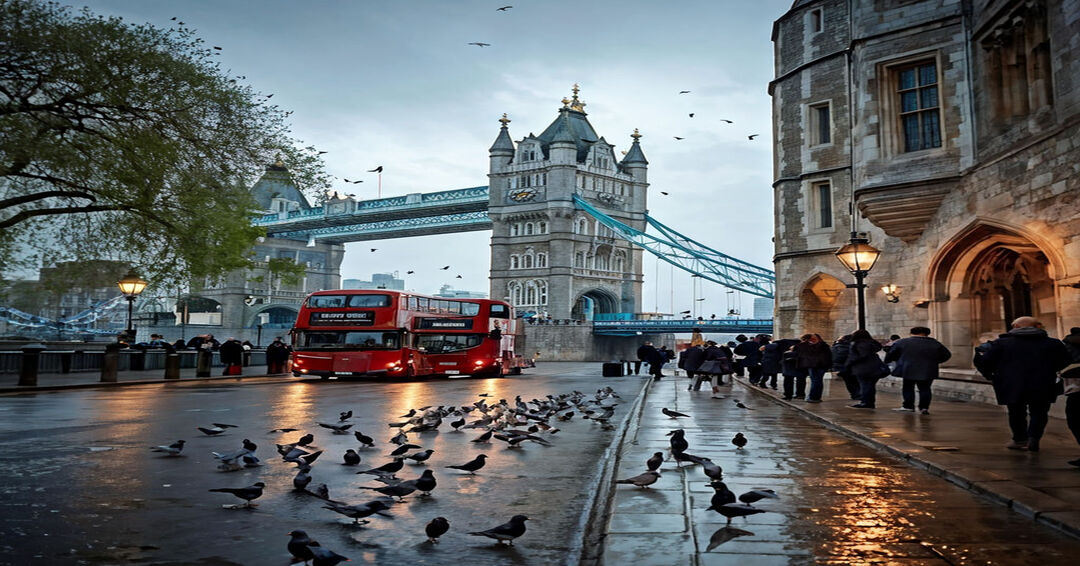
[347,294,392,308]
[461,302,480,316]
[308,295,347,308]
[416,334,483,354]
[298,330,401,349]
[490,304,510,318]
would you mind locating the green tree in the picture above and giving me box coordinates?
[0,0,328,288]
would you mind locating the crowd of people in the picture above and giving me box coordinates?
[636,317,1080,466]
[123,333,295,376]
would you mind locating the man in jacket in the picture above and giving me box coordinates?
[266,337,292,375]
[735,335,763,385]
[634,342,653,375]
[794,333,833,402]
[982,317,1071,452]
[681,343,707,390]
[884,327,952,414]
[1062,327,1080,466]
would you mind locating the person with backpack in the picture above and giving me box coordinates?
[843,330,886,409]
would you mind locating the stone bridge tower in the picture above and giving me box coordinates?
[487,87,648,321]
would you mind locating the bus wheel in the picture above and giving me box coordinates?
[320,375,330,380]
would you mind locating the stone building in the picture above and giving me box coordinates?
[487,87,649,320]
[771,0,1079,364]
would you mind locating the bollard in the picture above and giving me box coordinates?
[196,348,212,377]
[60,351,73,374]
[164,353,180,379]
[18,343,48,387]
[100,343,120,382]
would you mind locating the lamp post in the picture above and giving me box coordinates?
[116,269,148,342]
[834,232,881,331]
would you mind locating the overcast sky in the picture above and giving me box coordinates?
[71,0,792,317]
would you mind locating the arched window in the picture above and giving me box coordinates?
[508,281,522,306]
[526,285,537,305]
[574,252,585,268]
[525,223,534,235]
[537,280,548,305]
[537,253,547,268]
[523,254,533,268]
[538,221,547,234]
[615,252,625,273]
[511,223,520,237]
[575,218,588,235]
[510,255,519,269]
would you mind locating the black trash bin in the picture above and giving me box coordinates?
[602,362,624,377]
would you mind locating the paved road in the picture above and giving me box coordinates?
[603,377,1080,565]
[0,362,644,565]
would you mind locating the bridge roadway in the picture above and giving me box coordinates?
[591,318,774,336]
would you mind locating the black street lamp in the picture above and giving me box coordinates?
[834,232,881,331]
[116,269,148,342]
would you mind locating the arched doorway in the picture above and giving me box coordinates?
[572,288,620,321]
[928,220,1062,365]
[798,273,848,341]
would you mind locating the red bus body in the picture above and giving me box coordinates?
[290,289,526,379]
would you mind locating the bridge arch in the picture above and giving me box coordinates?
[572,287,620,321]
[248,305,299,329]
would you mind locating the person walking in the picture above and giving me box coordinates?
[1061,327,1080,466]
[634,341,653,375]
[772,338,802,400]
[755,336,776,389]
[830,335,859,399]
[681,343,707,390]
[219,337,244,376]
[884,327,952,414]
[731,335,748,377]
[690,328,706,348]
[794,333,833,403]
[843,330,885,408]
[266,337,292,375]
[649,345,670,379]
[981,317,1071,452]
[699,340,734,397]
[760,338,786,391]
[735,335,763,385]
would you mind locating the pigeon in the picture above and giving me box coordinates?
[440,266,450,270]
[646,451,664,472]
[268,427,299,433]
[296,433,315,446]
[370,248,377,252]
[706,526,754,550]
[354,431,375,447]
[673,136,684,140]
[450,417,466,430]
[426,517,450,543]
[308,543,349,566]
[318,422,353,434]
[150,440,185,456]
[734,401,753,410]
[406,449,435,464]
[208,481,265,507]
[358,457,405,478]
[469,515,529,546]
[748,134,759,140]
[732,433,748,449]
[294,468,312,491]
[287,530,315,564]
[322,499,392,524]
[667,429,689,454]
[496,5,512,10]
[339,410,353,422]
[472,430,493,443]
[615,470,660,488]
[212,423,238,429]
[697,457,723,481]
[689,113,695,118]
[413,469,437,495]
[713,503,768,525]
[310,483,330,500]
[467,42,491,47]
[662,407,690,419]
[390,443,423,456]
[359,481,417,500]
[339,449,360,466]
[197,426,226,436]
[389,431,409,445]
[446,454,487,474]
[739,489,779,505]
[707,481,737,509]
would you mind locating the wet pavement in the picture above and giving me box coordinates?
[599,375,1080,565]
[0,362,645,565]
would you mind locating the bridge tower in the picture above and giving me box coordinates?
[487,87,648,321]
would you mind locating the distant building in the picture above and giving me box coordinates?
[434,284,487,299]
[753,298,775,320]
[770,0,1080,362]
[343,272,405,290]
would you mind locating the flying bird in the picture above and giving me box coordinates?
[426,517,450,544]
[689,113,695,118]
[208,481,265,507]
[615,470,661,488]
[446,453,487,474]
[468,42,492,47]
[469,515,529,546]
[660,191,669,195]
[170,16,176,20]
[732,432,748,449]
[348,179,363,184]
[662,407,691,419]
[748,134,759,140]
[318,422,353,434]
[496,5,513,11]
[212,46,222,50]
[739,489,779,505]
[406,270,415,274]
[720,119,733,123]
[149,440,185,456]
[680,310,691,314]
[370,248,377,252]
[455,275,462,279]
[679,90,691,94]
[265,94,273,99]
[440,265,450,270]
[673,136,684,140]
[368,166,383,173]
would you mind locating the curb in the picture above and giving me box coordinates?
[736,377,1080,541]
[0,374,298,395]
[575,375,654,566]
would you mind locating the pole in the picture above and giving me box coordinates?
[257,324,263,348]
[125,295,134,338]
[854,270,867,331]
[377,172,382,198]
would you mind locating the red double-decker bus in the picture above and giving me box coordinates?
[290,289,528,379]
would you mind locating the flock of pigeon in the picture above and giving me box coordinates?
[615,402,778,537]
[150,387,623,564]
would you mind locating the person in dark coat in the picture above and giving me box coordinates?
[830,335,858,399]
[754,336,776,389]
[681,344,707,390]
[731,335,748,377]
[700,341,734,396]
[883,327,952,414]
[982,317,1071,452]
[843,330,884,408]
[218,337,244,376]
[734,335,763,384]
[760,339,786,391]
[634,342,654,375]
[1061,327,1080,467]
[794,333,833,402]
[771,339,802,400]
[266,337,292,375]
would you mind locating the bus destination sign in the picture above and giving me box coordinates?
[309,311,375,326]
[416,318,474,330]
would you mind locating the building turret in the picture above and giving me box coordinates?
[489,114,514,172]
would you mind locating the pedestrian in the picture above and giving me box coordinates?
[219,337,244,376]
[172,339,186,351]
[698,340,734,397]
[681,342,707,391]
[1061,327,1080,466]
[690,328,706,348]
[883,334,902,352]
[755,336,776,389]
[842,330,886,409]
[634,341,653,375]
[830,335,859,400]
[734,335,763,384]
[778,339,805,400]
[980,317,1071,452]
[884,327,952,414]
[760,338,786,391]
[266,336,292,375]
[794,333,833,402]
[731,335,748,377]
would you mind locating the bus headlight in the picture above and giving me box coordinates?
[387,361,402,369]
[473,360,485,366]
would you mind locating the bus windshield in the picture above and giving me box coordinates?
[297,330,402,350]
[416,333,484,354]
[307,294,392,308]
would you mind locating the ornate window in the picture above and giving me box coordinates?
[614,251,626,273]
[525,223,534,235]
[510,255,519,269]
[523,254,533,268]
[537,280,548,305]
[507,281,523,306]
[574,251,586,268]
[574,218,589,235]
[538,221,548,234]
[896,61,941,152]
[537,252,547,268]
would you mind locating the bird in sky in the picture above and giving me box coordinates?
[697,298,706,301]
[680,310,691,314]
[673,136,684,140]
[149,439,185,456]
[441,265,451,270]
[426,517,450,544]
[748,134,759,140]
[469,515,529,546]
[732,432,748,449]
[348,179,363,184]
[212,46,222,50]
[616,470,661,488]
[662,407,691,419]
[208,481,265,507]
[496,5,513,10]
[679,90,691,94]
[720,119,733,123]
[468,42,491,47]
[660,191,669,195]
[370,248,377,252]
[265,94,273,99]
[689,113,695,118]
[170,16,176,20]
[368,166,383,173]
[317,150,328,155]
[406,270,415,274]
[456,275,462,279]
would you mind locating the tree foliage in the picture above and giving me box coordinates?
[0,0,329,288]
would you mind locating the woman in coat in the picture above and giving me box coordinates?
[218,338,244,376]
[794,333,833,402]
[843,330,884,408]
